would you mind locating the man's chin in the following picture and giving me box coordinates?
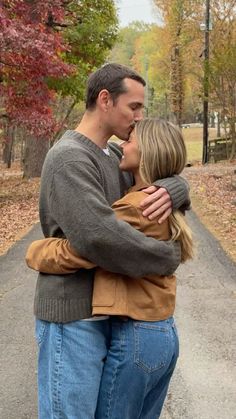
[117,133,129,141]
[115,127,133,141]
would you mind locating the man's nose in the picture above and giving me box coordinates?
[134,109,143,121]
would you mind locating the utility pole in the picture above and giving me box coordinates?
[202,0,210,164]
[144,56,149,116]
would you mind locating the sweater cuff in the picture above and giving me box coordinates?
[154,176,191,211]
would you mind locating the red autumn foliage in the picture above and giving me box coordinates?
[0,0,74,137]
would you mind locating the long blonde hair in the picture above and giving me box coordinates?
[135,118,193,262]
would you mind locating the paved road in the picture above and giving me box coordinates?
[0,212,236,419]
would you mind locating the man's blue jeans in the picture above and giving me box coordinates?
[35,318,110,419]
[95,317,179,419]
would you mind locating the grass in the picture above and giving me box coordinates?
[185,140,202,162]
[182,127,218,162]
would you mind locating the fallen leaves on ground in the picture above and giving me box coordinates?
[0,163,40,255]
[184,161,236,263]
[0,161,236,264]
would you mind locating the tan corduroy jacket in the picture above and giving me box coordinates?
[26,183,176,321]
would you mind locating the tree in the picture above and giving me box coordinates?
[0,0,119,176]
[209,0,236,159]
[109,22,160,116]
[49,0,119,142]
[0,0,73,137]
[132,25,171,117]
[154,0,203,125]
[49,0,118,99]
[108,22,152,66]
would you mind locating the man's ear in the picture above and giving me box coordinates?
[97,89,112,112]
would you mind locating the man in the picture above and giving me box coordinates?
[34,63,189,418]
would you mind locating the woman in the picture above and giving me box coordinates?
[26,118,193,418]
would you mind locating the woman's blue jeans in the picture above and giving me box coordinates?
[96,317,179,419]
[35,316,178,419]
[35,318,110,419]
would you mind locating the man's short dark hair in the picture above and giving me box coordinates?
[85,63,146,110]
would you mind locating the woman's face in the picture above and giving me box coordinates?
[119,130,140,173]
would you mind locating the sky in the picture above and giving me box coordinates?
[115,0,161,27]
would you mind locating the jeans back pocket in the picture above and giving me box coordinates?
[134,322,171,373]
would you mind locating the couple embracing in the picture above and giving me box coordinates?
[26,63,192,419]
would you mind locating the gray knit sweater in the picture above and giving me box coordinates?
[34,130,189,323]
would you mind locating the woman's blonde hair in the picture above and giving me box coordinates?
[135,118,193,262]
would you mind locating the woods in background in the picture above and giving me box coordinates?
[1,0,236,177]
[110,0,236,160]
[0,0,118,176]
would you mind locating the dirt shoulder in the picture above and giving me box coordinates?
[1,161,236,263]
[0,163,40,255]
[184,160,236,263]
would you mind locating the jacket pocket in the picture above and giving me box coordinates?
[92,270,117,307]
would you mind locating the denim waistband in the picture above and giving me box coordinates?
[112,316,175,325]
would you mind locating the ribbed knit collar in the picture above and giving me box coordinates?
[64,130,110,157]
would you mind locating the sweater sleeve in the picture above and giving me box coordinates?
[154,175,191,211]
[49,157,181,277]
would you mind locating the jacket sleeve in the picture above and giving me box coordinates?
[154,175,191,212]
[25,238,95,274]
[25,196,177,276]
[49,157,180,277]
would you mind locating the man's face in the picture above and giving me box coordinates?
[106,78,145,141]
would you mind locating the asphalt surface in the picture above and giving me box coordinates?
[0,211,236,419]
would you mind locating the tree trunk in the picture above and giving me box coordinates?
[217,112,221,137]
[230,138,236,160]
[51,99,77,146]
[23,135,50,178]
[229,121,236,160]
[170,44,183,126]
[2,125,15,168]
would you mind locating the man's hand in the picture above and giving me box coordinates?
[140,186,172,223]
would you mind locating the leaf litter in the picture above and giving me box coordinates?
[0,161,236,264]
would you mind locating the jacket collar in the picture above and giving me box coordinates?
[129,181,150,193]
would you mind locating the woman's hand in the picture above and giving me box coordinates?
[140,186,172,223]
